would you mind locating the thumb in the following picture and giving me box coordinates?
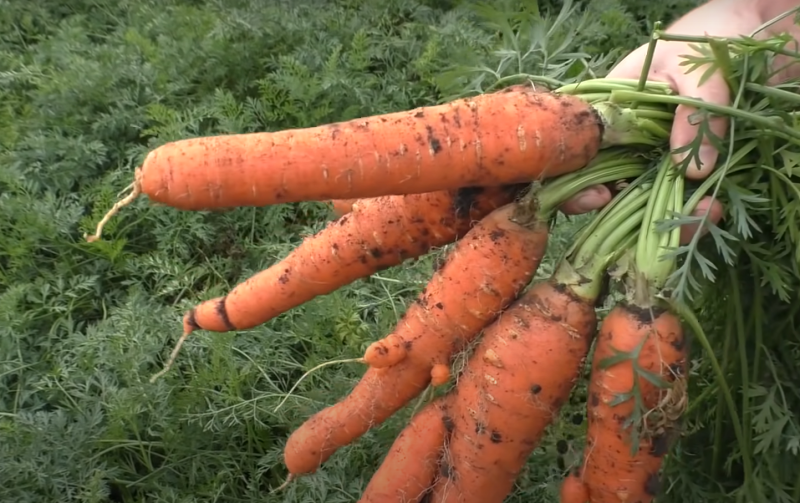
[670,70,731,180]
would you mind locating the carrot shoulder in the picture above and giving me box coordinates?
[282,200,549,477]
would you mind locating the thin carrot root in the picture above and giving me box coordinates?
[578,304,688,503]
[84,174,142,242]
[282,200,550,477]
[271,473,296,493]
[430,364,450,387]
[358,397,453,503]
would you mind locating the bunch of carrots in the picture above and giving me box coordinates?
[85,23,800,503]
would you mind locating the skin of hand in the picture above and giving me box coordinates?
[560,0,800,245]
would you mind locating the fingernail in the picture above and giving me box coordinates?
[573,188,604,212]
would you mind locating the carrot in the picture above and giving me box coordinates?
[282,199,550,477]
[576,154,689,503]
[358,397,454,503]
[424,176,653,503]
[578,304,687,503]
[330,198,359,216]
[85,85,621,242]
[560,471,589,503]
[148,184,524,382]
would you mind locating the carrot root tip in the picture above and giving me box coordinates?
[85,175,143,243]
[271,473,296,493]
[273,357,366,413]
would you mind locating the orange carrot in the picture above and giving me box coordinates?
[358,397,454,503]
[85,86,609,242]
[577,304,688,503]
[282,200,549,477]
[425,279,598,503]
[330,198,359,216]
[146,185,525,381]
[184,185,523,334]
[422,175,653,503]
[430,364,450,387]
[560,471,589,503]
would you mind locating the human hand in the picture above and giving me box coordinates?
[560,0,800,244]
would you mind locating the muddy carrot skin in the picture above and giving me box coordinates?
[358,398,454,503]
[282,201,549,477]
[578,304,688,503]
[183,184,525,334]
[134,87,604,210]
[426,280,598,503]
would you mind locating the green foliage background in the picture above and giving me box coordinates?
[5,0,797,502]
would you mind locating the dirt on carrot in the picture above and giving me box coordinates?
[425,279,598,503]
[578,303,688,503]
[282,200,550,478]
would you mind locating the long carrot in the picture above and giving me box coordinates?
[358,397,454,503]
[282,199,549,477]
[146,184,524,382]
[424,181,651,503]
[575,155,689,503]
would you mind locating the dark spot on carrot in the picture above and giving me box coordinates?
[489,229,506,241]
[590,392,600,407]
[649,432,671,457]
[403,340,413,351]
[644,472,662,496]
[453,186,485,218]
[624,302,667,323]
[443,415,455,433]
[556,439,568,454]
[530,384,542,395]
[278,269,291,284]
[453,109,462,127]
[329,125,341,140]
[439,461,454,479]
[671,334,686,351]
[374,345,388,356]
[415,111,425,118]
[490,430,502,443]
[339,215,349,225]
[369,247,383,259]
[571,413,584,425]
[185,310,199,330]
[359,255,368,264]
[425,125,442,154]
[331,243,339,251]
[215,298,235,331]
[514,314,530,329]
[435,302,444,309]
[475,421,486,435]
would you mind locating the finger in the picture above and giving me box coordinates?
[559,185,612,215]
[670,70,731,180]
[679,196,724,244]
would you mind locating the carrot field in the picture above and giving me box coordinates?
[2,0,799,502]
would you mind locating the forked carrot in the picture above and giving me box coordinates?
[358,397,454,503]
[425,175,652,503]
[86,85,610,241]
[282,199,550,477]
[149,184,524,382]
